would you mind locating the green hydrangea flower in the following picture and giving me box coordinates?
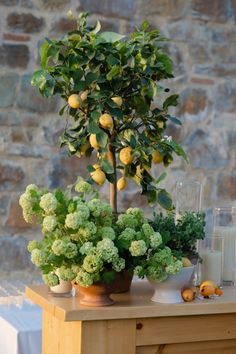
[77,221,97,240]
[97,238,118,263]
[97,226,115,240]
[142,223,155,237]
[126,208,145,225]
[26,184,38,193]
[79,242,94,255]
[42,215,57,232]
[39,193,57,214]
[75,180,92,194]
[58,266,77,281]
[31,248,45,266]
[165,259,182,275]
[116,214,138,230]
[129,240,147,257]
[65,212,83,229]
[118,228,136,249]
[83,254,103,273]
[52,239,77,258]
[134,265,144,277]
[112,257,125,272]
[42,273,59,287]
[150,232,162,249]
[27,240,40,253]
[76,204,90,220]
[75,269,94,287]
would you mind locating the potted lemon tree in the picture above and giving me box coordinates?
[22,12,189,305]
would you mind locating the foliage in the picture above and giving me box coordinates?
[19,178,183,287]
[31,12,187,210]
[152,212,206,257]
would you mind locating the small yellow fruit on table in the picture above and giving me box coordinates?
[99,113,113,130]
[89,134,99,150]
[182,257,192,267]
[119,146,133,165]
[68,94,81,109]
[181,288,194,302]
[111,96,123,106]
[152,150,163,164]
[117,176,127,190]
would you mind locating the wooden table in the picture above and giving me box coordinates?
[26,281,236,354]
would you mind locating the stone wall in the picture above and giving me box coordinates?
[0,0,236,278]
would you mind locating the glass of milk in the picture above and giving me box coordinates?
[197,237,224,287]
[213,207,236,285]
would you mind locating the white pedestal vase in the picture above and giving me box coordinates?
[148,266,194,304]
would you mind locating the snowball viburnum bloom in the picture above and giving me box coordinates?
[39,193,57,214]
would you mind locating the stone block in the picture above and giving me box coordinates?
[50,18,77,34]
[79,0,138,19]
[7,12,44,33]
[217,173,236,200]
[0,0,18,4]
[4,33,31,41]
[0,196,9,216]
[0,73,19,108]
[178,87,209,121]
[17,75,59,113]
[36,0,71,10]
[212,28,236,62]
[137,0,189,18]
[0,162,24,191]
[191,0,231,22]
[185,129,228,170]
[195,64,236,78]
[215,81,236,112]
[0,236,34,271]
[0,44,29,68]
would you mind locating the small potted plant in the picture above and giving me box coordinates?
[152,211,206,261]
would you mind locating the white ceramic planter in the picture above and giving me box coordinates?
[148,266,195,304]
[49,269,72,294]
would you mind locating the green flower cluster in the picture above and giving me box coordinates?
[20,177,183,288]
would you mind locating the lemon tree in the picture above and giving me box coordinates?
[31,12,187,213]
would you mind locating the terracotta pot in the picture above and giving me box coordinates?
[108,269,133,294]
[73,282,114,307]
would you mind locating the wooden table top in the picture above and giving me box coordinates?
[26,281,236,322]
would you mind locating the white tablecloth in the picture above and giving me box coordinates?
[0,281,42,354]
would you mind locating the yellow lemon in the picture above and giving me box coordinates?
[80,90,88,101]
[182,257,192,267]
[80,142,90,155]
[200,280,217,290]
[93,163,101,170]
[89,134,99,150]
[99,113,113,130]
[90,169,106,185]
[119,147,133,165]
[152,150,163,164]
[117,176,127,191]
[68,94,81,109]
[181,288,194,302]
[111,96,123,106]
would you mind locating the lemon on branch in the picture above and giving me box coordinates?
[99,113,113,130]
[80,142,90,155]
[117,176,127,191]
[68,94,81,109]
[152,150,163,164]
[119,146,133,165]
[80,90,88,101]
[89,134,99,150]
[111,96,122,106]
[90,165,106,185]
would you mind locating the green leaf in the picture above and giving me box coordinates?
[88,119,100,134]
[85,72,98,85]
[164,140,188,161]
[96,131,108,148]
[167,115,182,125]
[40,40,51,69]
[87,164,95,173]
[31,70,47,89]
[163,94,179,111]
[92,20,101,34]
[141,20,150,31]
[102,270,116,284]
[157,189,173,210]
[105,173,115,183]
[100,158,114,174]
[130,135,137,149]
[106,54,120,66]
[106,65,120,81]
[155,172,167,184]
[99,31,125,43]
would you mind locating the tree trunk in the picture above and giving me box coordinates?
[108,137,117,214]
